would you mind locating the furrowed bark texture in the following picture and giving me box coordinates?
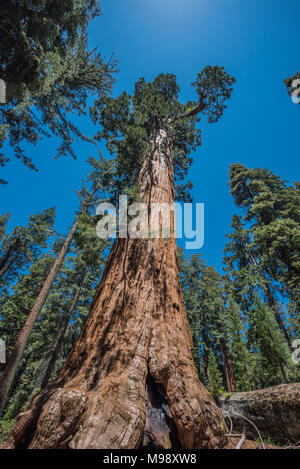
[1,130,227,449]
[218,383,300,444]
[220,339,236,393]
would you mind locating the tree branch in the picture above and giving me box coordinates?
[169,95,206,123]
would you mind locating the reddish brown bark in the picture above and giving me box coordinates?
[1,130,227,449]
[0,237,21,280]
[221,339,236,393]
[218,383,300,445]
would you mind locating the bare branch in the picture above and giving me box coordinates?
[223,410,266,449]
[235,426,246,449]
[169,95,206,123]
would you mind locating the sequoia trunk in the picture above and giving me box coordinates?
[1,130,227,449]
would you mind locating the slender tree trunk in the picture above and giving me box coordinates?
[0,221,78,416]
[40,268,88,390]
[0,238,21,280]
[1,130,227,449]
[200,317,210,378]
[220,339,236,393]
[264,285,292,351]
[0,253,18,281]
[249,252,292,350]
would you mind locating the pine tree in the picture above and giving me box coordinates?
[0,253,56,359]
[0,251,56,440]
[0,215,9,241]
[177,249,202,376]
[0,215,108,439]
[0,155,112,414]
[0,208,56,285]
[40,214,109,389]
[224,232,286,389]
[256,300,290,385]
[206,349,225,396]
[225,297,258,391]
[228,164,300,349]
[179,251,236,392]
[1,68,235,449]
[0,220,78,414]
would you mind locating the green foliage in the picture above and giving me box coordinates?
[207,349,225,396]
[251,298,291,387]
[92,70,235,202]
[179,162,300,392]
[0,215,9,241]
[0,152,113,423]
[225,298,257,391]
[178,250,229,389]
[75,211,108,266]
[0,1,116,179]
[0,208,56,289]
[222,164,300,388]
[228,164,300,327]
[180,242,299,392]
[192,65,236,123]
[0,252,55,357]
[0,415,16,442]
[123,185,143,204]
[0,215,109,424]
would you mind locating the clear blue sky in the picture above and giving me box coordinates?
[1,0,299,272]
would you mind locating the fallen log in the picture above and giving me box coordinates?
[217,383,300,445]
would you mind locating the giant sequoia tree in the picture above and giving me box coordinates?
[1,67,235,449]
